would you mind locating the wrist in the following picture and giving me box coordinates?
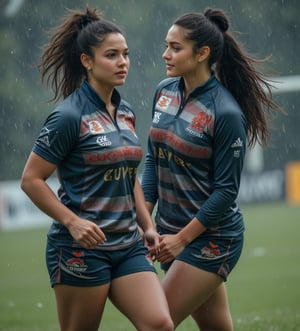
[138,217,155,233]
[176,217,206,246]
[143,226,156,234]
[61,213,78,229]
[176,231,191,247]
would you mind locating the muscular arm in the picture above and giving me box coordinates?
[21,152,74,225]
[21,152,106,248]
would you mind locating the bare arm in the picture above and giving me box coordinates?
[20,152,106,248]
[177,217,207,245]
[134,178,159,253]
[145,201,155,215]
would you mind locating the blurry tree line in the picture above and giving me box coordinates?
[0,0,299,180]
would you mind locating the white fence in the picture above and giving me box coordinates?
[0,178,59,231]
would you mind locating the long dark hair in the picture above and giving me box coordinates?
[174,8,282,147]
[38,7,123,102]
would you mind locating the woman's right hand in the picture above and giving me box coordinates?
[67,217,106,249]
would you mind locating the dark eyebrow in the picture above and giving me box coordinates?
[166,41,182,47]
[104,47,129,53]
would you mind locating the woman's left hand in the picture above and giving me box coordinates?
[143,228,160,259]
[155,234,185,263]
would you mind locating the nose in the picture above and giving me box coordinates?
[119,54,128,66]
[162,48,170,60]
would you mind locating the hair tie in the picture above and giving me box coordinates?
[80,16,93,29]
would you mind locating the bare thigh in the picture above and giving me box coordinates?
[191,283,233,331]
[109,271,173,331]
[54,283,110,331]
[162,260,223,328]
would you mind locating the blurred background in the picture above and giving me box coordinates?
[0,0,299,229]
[0,2,300,330]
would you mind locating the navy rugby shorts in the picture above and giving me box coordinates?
[157,225,244,281]
[46,239,156,287]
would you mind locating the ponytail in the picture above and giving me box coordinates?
[209,11,281,147]
[38,6,123,102]
[174,8,282,148]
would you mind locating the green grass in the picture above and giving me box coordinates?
[0,202,300,330]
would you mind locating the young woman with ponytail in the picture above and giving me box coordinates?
[21,7,173,331]
[142,7,281,330]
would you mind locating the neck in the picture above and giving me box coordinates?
[183,68,211,96]
[88,80,115,115]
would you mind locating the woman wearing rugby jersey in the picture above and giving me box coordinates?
[21,7,173,331]
[142,8,281,330]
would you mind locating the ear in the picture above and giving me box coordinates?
[80,53,92,70]
[197,46,210,62]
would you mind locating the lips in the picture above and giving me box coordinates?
[116,71,127,76]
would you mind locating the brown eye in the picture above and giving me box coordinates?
[106,52,116,59]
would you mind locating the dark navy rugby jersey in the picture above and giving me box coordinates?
[33,80,142,249]
[142,75,246,238]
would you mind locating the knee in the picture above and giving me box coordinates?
[163,319,174,331]
[136,313,174,331]
[154,316,174,331]
[165,318,174,331]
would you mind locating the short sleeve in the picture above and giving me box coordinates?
[33,105,80,164]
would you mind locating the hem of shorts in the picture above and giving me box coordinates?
[112,266,157,280]
[175,257,228,282]
[50,267,157,288]
[50,279,111,288]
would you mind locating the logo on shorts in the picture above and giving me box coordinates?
[192,241,221,260]
[201,241,220,258]
[66,257,88,273]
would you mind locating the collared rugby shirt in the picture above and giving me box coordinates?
[33,80,142,250]
[142,75,246,238]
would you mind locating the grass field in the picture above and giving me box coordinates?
[1,202,300,330]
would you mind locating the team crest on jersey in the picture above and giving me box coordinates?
[191,112,212,131]
[155,96,172,110]
[186,111,212,137]
[88,120,104,134]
